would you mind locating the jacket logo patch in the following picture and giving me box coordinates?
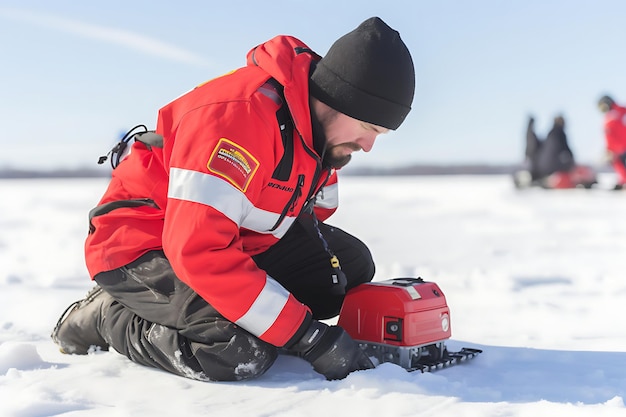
[207,138,259,192]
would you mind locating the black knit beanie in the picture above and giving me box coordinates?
[309,17,415,130]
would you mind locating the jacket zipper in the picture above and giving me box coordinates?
[267,90,329,232]
[269,174,304,232]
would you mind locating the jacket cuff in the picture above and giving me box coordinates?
[282,311,313,348]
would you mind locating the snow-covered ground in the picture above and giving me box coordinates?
[1,174,625,417]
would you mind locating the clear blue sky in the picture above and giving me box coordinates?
[1,0,625,171]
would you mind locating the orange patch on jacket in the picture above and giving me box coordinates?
[207,138,259,192]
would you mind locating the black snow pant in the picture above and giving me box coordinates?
[94,220,375,381]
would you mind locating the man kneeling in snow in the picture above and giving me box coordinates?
[51,17,416,381]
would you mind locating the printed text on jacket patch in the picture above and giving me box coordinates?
[207,138,259,192]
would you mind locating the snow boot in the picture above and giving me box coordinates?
[51,285,112,354]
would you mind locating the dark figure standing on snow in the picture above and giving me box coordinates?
[51,17,415,381]
[525,115,575,182]
[598,95,626,190]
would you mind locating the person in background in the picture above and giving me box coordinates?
[597,95,626,190]
[524,115,575,183]
[51,17,415,382]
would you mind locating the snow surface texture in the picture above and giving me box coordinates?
[1,175,625,417]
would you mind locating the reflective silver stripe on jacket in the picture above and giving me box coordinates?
[234,275,290,336]
[168,167,295,238]
[313,182,338,209]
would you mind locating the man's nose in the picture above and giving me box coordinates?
[356,134,377,152]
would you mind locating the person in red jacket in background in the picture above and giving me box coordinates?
[598,95,626,190]
[51,17,415,382]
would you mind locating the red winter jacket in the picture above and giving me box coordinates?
[603,103,626,155]
[85,35,339,347]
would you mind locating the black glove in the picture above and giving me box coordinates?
[288,320,375,380]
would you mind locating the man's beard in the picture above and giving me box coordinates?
[311,105,356,169]
[323,153,351,169]
[323,144,359,169]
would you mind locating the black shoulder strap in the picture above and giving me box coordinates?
[98,125,163,169]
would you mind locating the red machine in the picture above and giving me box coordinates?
[338,277,481,372]
[512,165,598,189]
[543,165,598,189]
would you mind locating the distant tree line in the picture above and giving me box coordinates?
[0,164,611,179]
[0,168,110,179]
[342,164,523,176]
